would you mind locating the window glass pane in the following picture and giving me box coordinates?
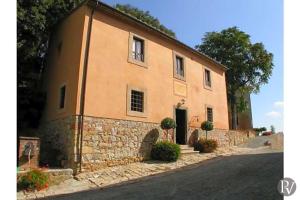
[207,107,213,122]
[132,39,136,55]
[176,59,180,74]
[136,40,141,53]
[132,37,144,62]
[131,90,144,112]
[205,69,211,87]
[176,56,184,77]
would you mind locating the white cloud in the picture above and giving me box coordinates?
[266,111,281,118]
[274,101,284,108]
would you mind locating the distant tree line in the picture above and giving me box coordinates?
[17,0,85,132]
[115,4,176,38]
[253,127,267,134]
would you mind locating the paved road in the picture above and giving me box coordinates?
[43,151,283,200]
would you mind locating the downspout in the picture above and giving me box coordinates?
[78,1,98,173]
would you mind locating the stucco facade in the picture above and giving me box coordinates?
[40,0,231,172]
[43,1,229,127]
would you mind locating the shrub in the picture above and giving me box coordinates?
[194,138,218,153]
[160,118,176,130]
[151,141,180,161]
[18,169,49,191]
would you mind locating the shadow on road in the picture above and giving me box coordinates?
[41,152,283,200]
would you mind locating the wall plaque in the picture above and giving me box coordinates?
[174,81,187,97]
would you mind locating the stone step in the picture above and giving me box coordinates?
[181,149,197,153]
[181,150,199,155]
[179,145,199,155]
[179,145,193,150]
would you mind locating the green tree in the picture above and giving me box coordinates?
[195,27,273,129]
[17,0,84,131]
[115,4,176,38]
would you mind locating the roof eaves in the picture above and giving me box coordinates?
[87,0,228,71]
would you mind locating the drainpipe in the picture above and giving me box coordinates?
[78,1,98,173]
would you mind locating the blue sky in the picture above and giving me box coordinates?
[103,0,283,131]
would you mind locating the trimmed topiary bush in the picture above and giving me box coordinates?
[201,121,214,139]
[18,169,49,191]
[194,138,218,153]
[160,118,176,130]
[151,141,180,161]
[161,117,176,141]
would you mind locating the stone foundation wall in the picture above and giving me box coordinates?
[39,115,255,173]
[80,116,165,172]
[39,116,171,173]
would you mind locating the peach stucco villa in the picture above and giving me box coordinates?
[39,0,252,173]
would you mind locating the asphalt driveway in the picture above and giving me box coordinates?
[42,151,283,200]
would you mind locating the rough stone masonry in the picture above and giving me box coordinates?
[39,115,255,173]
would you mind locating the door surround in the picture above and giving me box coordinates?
[173,106,188,144]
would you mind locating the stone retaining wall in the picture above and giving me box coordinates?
[188,128,256,147]
[80,116,166,172]
[39,115,255,173]
[39,116,171,173]
[17,169,73,185]
[188,127,256,147]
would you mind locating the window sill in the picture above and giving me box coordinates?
[127,110,147,118]
[173,75,186,82]
[128,57,148,68]
[204,84,213,91]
